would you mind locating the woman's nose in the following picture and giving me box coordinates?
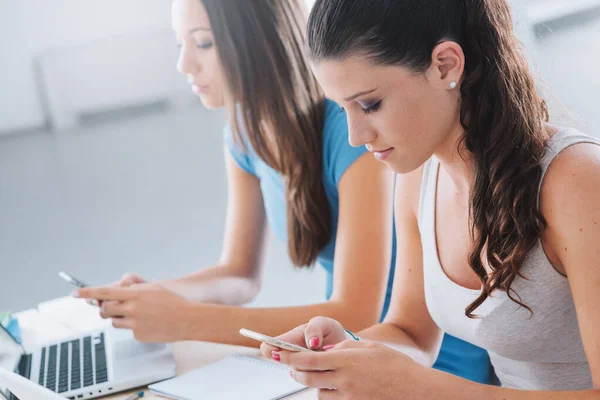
[347,115,376,148]
[177,45,200,76]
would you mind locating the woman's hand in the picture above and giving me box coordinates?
[85,273,147,306]
[74,283,193,343]
[260,317,348,359]
[278,339,427,400]
[114,272,147,287]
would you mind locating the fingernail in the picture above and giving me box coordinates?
[71,291,80,298]
[323,344,335,351]
[309,337,320,348]
[271,351,280,362]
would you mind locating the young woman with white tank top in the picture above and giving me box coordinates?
[75,1,495,386]
[420,128,599,391]
[260,0,600,398]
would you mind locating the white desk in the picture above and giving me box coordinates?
[16,298,316,399]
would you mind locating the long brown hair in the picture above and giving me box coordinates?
[307,0,550,316]
[201,0,331,267]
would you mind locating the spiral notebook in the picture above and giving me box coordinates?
[148,354,307,400]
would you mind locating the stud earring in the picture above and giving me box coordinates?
[450,81,457,89]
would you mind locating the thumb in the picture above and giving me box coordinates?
[304,316,343,350]
[118,273,145,287]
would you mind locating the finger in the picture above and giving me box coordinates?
[260,342,280,360]
[118,273,145,287]
[278,350,341,371]
[304,317,344,350]
[291,369,339,390]
[260,325,307,360]
[100,301,130,318]
[86,299,100,307]
[118,278,134,287]
[111,317,133,330]
[74,286,135,302]
[274,324,308,348]
[304,317,326,350]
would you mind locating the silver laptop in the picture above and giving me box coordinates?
[0,324,176,400]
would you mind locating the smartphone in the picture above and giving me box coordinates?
[239,328,312,352]
[58,271,89,288]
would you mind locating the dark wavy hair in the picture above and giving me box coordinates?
[201,0,331,267]
[307,0,550,317]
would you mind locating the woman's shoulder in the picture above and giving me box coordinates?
[540,127,600,200]
[540,127,600,234]
[538,127,600,273]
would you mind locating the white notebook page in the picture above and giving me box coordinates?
[149,354,307,400]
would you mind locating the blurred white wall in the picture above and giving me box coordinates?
[509,0,535,51]
[23,0,171,49]
[0,1,44,133]
[0,0,177,134]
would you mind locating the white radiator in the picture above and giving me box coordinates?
[37,29,191,130]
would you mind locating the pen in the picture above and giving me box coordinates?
[124,391,145,400]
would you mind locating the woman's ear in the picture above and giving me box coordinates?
[427,41,465,90]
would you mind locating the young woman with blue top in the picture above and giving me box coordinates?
[75,0,395,350]
[76,0,493,385]
[262,0,600,397]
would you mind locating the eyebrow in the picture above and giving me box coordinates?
[344,88,377,102]
[189,27,210,33]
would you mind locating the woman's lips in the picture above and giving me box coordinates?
[191,84,209,94]
[373,147,394,161]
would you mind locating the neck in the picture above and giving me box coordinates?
[434,122,475,197]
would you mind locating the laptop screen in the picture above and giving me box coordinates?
[0,325,23,398]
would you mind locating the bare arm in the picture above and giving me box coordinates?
[267,150,600,399]
[352,146,600,398]
[181,152,395,346]
[441,145,600,399]
[79,150,395,347]
[160,148,270,305]
[455,144,600,397]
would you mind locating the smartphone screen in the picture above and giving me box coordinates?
[58,271,89,288]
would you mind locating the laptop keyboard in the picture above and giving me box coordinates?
[37,333,109,394]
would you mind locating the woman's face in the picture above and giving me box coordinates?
[171,0,226,109]
[311,55,463,174]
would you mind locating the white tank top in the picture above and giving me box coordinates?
[418,128,599,390]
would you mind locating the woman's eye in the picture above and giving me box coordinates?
[362,101,382,115]
[196,41,213,49]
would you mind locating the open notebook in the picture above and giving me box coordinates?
[149,354,307,400]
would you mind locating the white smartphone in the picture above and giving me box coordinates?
[58,271,89,288]
[239,328,312,352]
